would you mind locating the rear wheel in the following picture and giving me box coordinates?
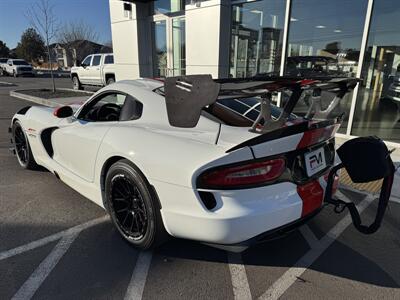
[72,76,82,90]
[106,77,115,85]
[12,120,38,169]
[105,160,167,249]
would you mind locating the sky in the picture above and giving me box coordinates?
[0,0,112,49]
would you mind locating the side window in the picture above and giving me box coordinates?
[82,56,92,66]
[78,93,127,122]
[104,55,114,64]
[92,55,101,66]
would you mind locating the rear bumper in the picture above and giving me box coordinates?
[157,180,323,245]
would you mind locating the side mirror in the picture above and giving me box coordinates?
[53,106,73,118]
[81,63,86,68]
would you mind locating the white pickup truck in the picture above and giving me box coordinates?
[0,58,8,75]
[3,59,35,77]
[70,53,116,90]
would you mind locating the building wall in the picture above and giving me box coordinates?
[109,0,152,80]
[109,0,231,80]
[185,0,231,78]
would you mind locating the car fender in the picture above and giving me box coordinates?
[12,106,62,165]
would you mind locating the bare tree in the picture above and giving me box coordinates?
[26,0,58,92]
[58,20,99,66]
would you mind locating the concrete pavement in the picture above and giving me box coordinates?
[0,76,399,300]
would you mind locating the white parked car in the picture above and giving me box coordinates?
[9,75,395,249]
[4,59,35,77]
[71,53,115,90]
[0,58,9,75]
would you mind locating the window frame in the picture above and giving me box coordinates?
[92,55,102,66]
[104,55,114,64]
[76,90,143,123]
[81,55,93,67]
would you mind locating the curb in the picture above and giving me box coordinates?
[0,81,16,86]
[10,89,93,108]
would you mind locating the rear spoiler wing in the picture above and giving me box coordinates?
[164,75,360,132]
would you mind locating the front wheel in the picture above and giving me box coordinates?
[13,70,18,78]
[12,120,38,169]
[105,160,168,249]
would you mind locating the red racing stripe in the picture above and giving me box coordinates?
[297,180,324,217]
[296,124,339,149]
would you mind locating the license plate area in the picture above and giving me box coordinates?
[304,147,327,177]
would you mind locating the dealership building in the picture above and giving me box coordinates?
[109,0,400,148]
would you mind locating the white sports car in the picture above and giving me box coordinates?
[10,75,395,249]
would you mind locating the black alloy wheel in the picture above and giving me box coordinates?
[12,121,38,169]
[105,160,167,249]
[111,174,148,240]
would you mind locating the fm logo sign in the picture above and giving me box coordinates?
[305,148,326,177]
[309,152,323,170]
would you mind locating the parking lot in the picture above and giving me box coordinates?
[0,77,400,300]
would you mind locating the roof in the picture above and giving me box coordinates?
[117,78,164,92]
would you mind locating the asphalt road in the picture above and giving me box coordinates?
[0,77,400,300]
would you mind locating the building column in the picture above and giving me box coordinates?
[185,0,231,78]
[109,0,152,80]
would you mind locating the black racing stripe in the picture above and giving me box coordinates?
[226,119,340,153]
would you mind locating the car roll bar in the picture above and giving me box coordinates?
[324,136,396,234]
[164,75,360,131]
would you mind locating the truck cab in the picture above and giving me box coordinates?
[70,53,115,90]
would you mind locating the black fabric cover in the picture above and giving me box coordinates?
[337,136,392,183]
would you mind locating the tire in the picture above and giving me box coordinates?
[12,120,38,170]
[106,77,115,85]
[72,76,82,90]
[105,159,168,249]
[13,70,18,78]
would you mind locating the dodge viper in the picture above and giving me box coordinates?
[9,75,394,249]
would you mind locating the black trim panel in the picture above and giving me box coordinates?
[226,118,340,153]
[41,127,58,157]
[16,106,32,115]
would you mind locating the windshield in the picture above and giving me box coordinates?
[13,60,29,66]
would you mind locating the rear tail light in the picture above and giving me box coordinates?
[198,158,286,189]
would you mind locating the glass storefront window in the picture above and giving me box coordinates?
[172,18,186,76]
[230,0,286,78]
[153,0,186,14]
[352,0,400,143]
[152,20,167,77]
[286,0,367,132]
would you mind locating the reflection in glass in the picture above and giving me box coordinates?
[230,0,286,78]
[172,18,186,76]
[286,0,367,132]
[153,0,185,14]
[352,0,400,142]
[153,21,167,77]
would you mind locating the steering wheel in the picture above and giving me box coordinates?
[97,103,121,121]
